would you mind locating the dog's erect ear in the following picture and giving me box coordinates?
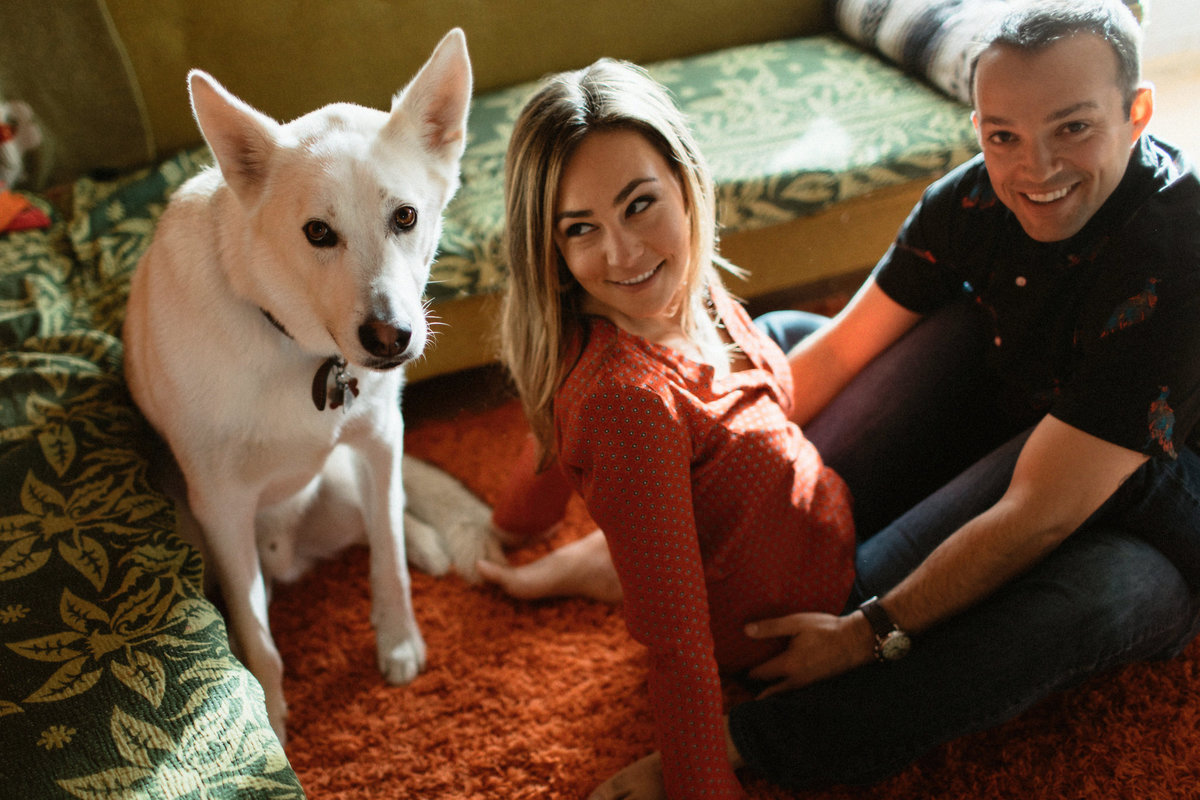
[188,70,281,200]
[387,28,473,162]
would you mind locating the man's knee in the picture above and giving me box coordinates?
[1016,530,1197,664]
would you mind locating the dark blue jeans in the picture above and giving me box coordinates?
[731,304,1200,788]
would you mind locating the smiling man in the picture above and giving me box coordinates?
[971,30,1153,243]
[722,0,1200,791]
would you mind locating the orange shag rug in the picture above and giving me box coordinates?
[270,386,1200,800]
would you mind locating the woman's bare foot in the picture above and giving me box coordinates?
[587,719,744,799]
[476,528,622,603]
[588,752,666,800]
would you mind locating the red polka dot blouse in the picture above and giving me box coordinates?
[555,287,856,799]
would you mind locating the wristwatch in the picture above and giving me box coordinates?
[858,596,912,663]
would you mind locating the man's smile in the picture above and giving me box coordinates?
[1023,184,1076,204]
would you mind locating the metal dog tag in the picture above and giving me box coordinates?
[311,356,358,412]
[330,359,359,413]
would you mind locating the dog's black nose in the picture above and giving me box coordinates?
[359,320,412,359]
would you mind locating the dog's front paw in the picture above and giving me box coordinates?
[443,521,507,583]
[403,511,452,576]
[377,629,427,684]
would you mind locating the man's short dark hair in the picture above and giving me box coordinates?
[969,0,1143,115]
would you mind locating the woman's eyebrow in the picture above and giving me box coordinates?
[556,177,659,224]
[613,176,657,206]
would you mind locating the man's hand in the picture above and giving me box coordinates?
[588,752,666,800]
[745,418,1150,703]
[745,610,876,697]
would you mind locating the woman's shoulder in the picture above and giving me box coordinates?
[562,321,659,392]
[555,341,689,471]
[557,320,683,423]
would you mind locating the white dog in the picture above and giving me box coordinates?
[123,29,498,745]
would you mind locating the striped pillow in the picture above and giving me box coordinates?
[831,0,1148,105]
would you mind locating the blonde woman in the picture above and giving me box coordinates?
[482,59,856,799]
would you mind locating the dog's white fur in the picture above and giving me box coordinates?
[123,29,498,745]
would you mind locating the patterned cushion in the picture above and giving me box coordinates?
[0,157,303,798]
[832,0,1149,105]
[432,34,979,301]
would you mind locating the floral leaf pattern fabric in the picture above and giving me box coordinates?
[0,154,302,797]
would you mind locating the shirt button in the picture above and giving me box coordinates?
[994,336,1003,346]
[1015,276,1027,287]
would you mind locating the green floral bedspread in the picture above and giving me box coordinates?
[0,157,302,797]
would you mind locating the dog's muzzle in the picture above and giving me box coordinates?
[359,320,414,369]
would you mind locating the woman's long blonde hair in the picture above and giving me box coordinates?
[500,59,730,465]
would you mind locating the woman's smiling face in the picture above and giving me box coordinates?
[553,128,693,338]
[972,33,1152,243]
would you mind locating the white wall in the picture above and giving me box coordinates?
[1142,0,1200,59]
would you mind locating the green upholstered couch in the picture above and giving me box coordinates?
[6,0,1134,796]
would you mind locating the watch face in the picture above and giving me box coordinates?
[879,632,912,661]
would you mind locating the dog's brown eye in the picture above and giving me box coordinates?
[303,220,338,247]
[392,205,417,232]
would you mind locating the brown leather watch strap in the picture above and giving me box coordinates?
[858,596,895,637]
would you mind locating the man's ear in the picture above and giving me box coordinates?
[1129,83,1154,143]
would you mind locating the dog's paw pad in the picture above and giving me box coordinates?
[378,636,426,684]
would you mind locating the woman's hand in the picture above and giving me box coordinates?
[587,752,666,800]
[744,610,875,697]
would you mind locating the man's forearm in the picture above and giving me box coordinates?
[876,494,1074,636]
[872,416,1148,637]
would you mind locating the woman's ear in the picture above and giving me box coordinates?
[1129,83,1154,142]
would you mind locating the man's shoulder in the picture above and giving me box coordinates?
[1150,137,1200,213]
[1116,136,1200,258]
[1142,134,1198,183]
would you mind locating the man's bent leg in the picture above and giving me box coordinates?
[761,302,1019,539]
